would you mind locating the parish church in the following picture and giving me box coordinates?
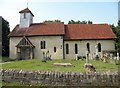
[9,8,116,60]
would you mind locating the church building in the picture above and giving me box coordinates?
[9,8,116,60]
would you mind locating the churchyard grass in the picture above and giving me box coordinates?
[0,56,16,62]
[2,59,119,72]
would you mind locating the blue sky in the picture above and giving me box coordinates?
[0,0,119,31]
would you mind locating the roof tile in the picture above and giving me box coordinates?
[9,23,116,40]
[9,22,65,36]
[64,24,116,40]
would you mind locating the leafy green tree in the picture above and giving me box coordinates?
[54,20,61,22]
[43,19,61,23]
[115,21,120,52]
[88,20,93,24]
[68,20,93,24]
[2,17,10,56]
[81,21,87,24]
[109,24,116,34]
[110,20,120,52]
[68,20,76,24]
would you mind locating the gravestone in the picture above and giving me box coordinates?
[117,53,119,60]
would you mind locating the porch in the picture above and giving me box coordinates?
[16,36,35,60]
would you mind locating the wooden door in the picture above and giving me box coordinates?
[20,48,30,60]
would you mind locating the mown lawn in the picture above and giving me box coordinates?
[0,57,16,62]
[2,59,119,72]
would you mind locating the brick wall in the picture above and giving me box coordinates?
[1,69,119,86]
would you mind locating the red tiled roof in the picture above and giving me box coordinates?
[9,22,65,37]
[64,24,116,40]
[19,8,34,16]
[9,23,116,40]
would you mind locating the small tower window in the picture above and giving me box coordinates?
[24,13,26,19]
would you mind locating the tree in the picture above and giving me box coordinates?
[110,20,120,52]
[1,17,10,56]
[81,21,87,24]
[115,21,120,52]
[88,20,93,24]
[68,20,93,24]
[109,24,116,34]
[43,19,61,23]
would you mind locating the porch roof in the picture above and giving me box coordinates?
[16,36,35,48]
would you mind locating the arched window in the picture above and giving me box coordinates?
[86,43,90,52]
[43,41,46,49]
[40,41,43,49]
[54,47,56,53]
[98,43,101,52]
[66,44,69,54]
[75,44,78,54]
[40,41,46,49]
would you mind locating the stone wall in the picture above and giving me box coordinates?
[1,69,119,86]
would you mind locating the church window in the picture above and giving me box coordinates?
[86,43,90,52]
[98,43,101,52]
[24,13,26,19]
[66,44,69,54]
[41,41,46,49]
[75,44,78,54]
[54,47,56,53]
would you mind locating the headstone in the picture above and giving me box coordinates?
[96,55,99,60]
[117,53,119,60]
[110,53,113,59]
[75,54,78,60]
[95,45,99,60]
[86,51,89,63]
[95,45,98,56]
[114,57,116,60]
[42,52,46,62]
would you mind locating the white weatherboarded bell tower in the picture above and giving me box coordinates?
[19,8,34,28]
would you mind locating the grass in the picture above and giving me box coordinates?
[1,58,119,87]
[2,59,119,72]
[0,57,16,62]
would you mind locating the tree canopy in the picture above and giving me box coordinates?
[43,20,61,23]
[110,20,120,52]
[43,19,93,24]
[2,17,10,56]
[68,20,93,24]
